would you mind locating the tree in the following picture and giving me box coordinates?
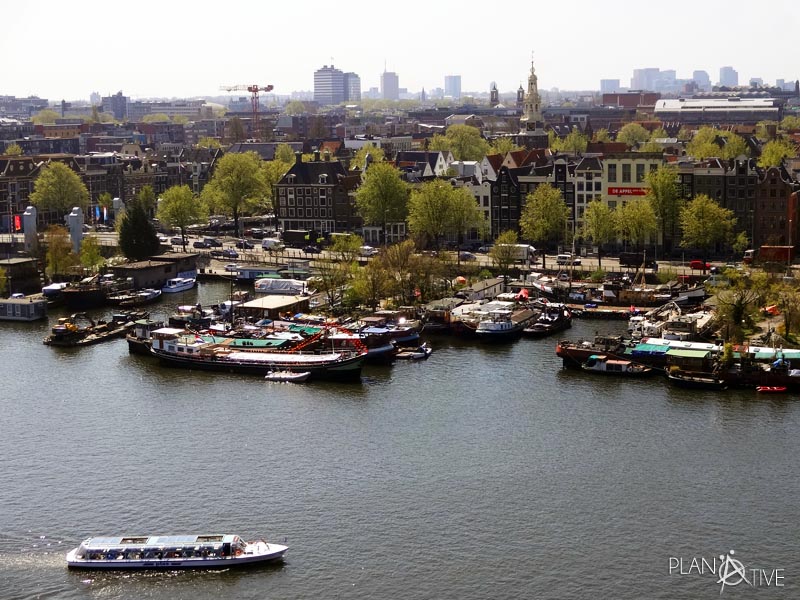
[352,143,385,170]
[551,129,589,153]
[679,194,736,264]
[4,143,23,156]
[427,134,452,153]
[489,230,520,285]
[354,162,408,245]
[616,123,650,147]
[30,161,90,215]
[592,129,611,143]
[581,200,616,271]
[780,116,800,131]
[32,109,59,125]
[615,199,658,250]
[312,259,352,308]
[770,282,800,339]
[381,239,417,304]
[262,159,291,208]
[284,100,306,115]
[227,116,246,143]
[79,235,105,272]
[350,259,392,311]
[142,113,171,123]
[732,231,750,257]
[441,124,490,161]
[519,184,569,269]
[714,270,767,342]
[157,185,207,250]
[720,132,748,159]
[758,139,796,168]
[490,137,521,155]
[136,185,157,215]
[197,137,222,149]
[686,126,735,159]
[676,126,693,141]
[756,120,778,141]
[309,116,328,138]
[201,151,269,236]
[0,266,6,296]
[274,143,296,164]
[649,127,668,140]
[644,165,682,254]
[118,197,161,260]
[330,233,363,264]
[171,115,189,125]
[407,180,454,249]
[637,141,663,153]
[44,225,79,279]
[447,187,485,257]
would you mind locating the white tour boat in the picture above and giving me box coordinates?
[66,534,288,569]
[161,278,196,294]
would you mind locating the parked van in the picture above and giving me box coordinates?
[261,238,284,251]
[556,253,581,266]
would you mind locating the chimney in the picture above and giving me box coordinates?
[313,149,320,162]
[294,151,302,165]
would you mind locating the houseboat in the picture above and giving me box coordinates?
[0,296,47,321]
[161,277,196,294]
[66,534,287,569]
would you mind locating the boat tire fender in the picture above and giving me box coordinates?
[626,365,634,373]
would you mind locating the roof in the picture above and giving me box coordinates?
[241,295,309,310]
[665,348,711,358]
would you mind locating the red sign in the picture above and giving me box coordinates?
[607,187,646,196]
[13,215,21,231]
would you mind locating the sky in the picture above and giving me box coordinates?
[3,0,799,102]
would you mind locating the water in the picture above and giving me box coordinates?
[1,282,799,599]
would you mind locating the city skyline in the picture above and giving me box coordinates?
[3,0,798,102]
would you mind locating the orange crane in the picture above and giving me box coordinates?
[219,83,274,139]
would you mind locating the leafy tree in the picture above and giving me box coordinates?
[32,109,59,125]
[30,161,90,214]
[79,235,104,272]
[756,120,778,141]
[685,126,745,160]
[142,113,171,123]
[262,159,291,207]
[381,239,417,304]
[616,123,650,147]
[770,282,800,339]
[197,137,222,149]
[758,139,796,168]
[354,162,409,245]
[732,231,750,257]
[171,115,189,125]
[780,116,800,131]
[45,225,79,279]
[489,230,520,285]
[227,116,246,143]
[649,127,668,140]
[551,129,589,153]
[350,259,392,311]
[201,151,269,236]
[0,266,6,296]
[592,129,611,143]
[615,199,657,250]
[274,143,296,164]
[312,259,352,308]
[406,254,446,303]
[441,124,490,161]
[352,143,385,170]
[118,198,161,260]
[136,185,157,214]
[714,270,766,342]
[427,134,451,153]
[407,180,454,249]
[4,143,23,156]
[157,185,207,250]
[645,165,682,254]
[720,132,748,159]
[284,100,306,115]
[637,141,663,153]
[490,137,521,155]
[581,200,616,271]
[519,184,569,269]
[447,187,485,258]
[679,194,736,264]
[676,126,693,141]
[330,233,363,265]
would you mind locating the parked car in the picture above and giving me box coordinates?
[302,245,322,255]
[360,245,379,257]
[224,264,240,272]
[209,249,225,258]
[476,245,494,254]
[193,240,209,249]
[690,259,710,270]
[203,237,223,247]
[556,253,581,266]
[170,236,183,245]
[459,251,477,261]
[235,239,255,249]
[221,248,239,259]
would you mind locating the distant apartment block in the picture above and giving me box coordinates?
[600,79,621,94]
[101,91,128,121]
[444,75,461,100]
[719,66,738,87]
[344,72,361,102]
[314,65,346,106]
[381,71,399,101]
[692,70,711,91]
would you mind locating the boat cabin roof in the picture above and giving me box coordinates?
[80,534,240,548]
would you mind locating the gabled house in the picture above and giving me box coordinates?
[394,151,453,177]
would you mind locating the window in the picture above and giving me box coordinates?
[577,182,584,191]
[594,181,602,191]
[288,208,295,217]
[636,164,645,183]
[622,164,631,183]
[305,187,311,195]
[608,164,617,182]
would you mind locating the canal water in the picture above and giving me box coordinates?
[1,281,798,599]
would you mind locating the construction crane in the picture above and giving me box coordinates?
[219,83,274,140]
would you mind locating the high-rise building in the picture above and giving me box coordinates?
[381,71,399,101]
[101,91,128,120]
[692,70,711,91]
[719,66,738,87]
[314,65,345,106]
[343,72,361,102]
[600,79,620,93]
[444,75,461,99]
[749,77,763,88]
[631,68,659,91]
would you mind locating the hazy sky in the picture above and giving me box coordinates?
[3,0,798,102]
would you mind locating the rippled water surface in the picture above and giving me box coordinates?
[2,282,799,599]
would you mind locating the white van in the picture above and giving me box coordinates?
[557,253,581,266]
[261,238,284,251]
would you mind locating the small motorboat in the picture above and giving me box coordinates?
[756,386,788,393]
[265,370,311,383]
[396,343,432,360]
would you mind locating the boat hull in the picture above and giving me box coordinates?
[66,545,287,570]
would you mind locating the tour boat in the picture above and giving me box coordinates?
[66,534,288,569]
[265,370,311,383]
[161,277,196,294]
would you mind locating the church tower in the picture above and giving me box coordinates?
[516,84,525,109]
[516,53,548,149]
[490,83,499,107]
